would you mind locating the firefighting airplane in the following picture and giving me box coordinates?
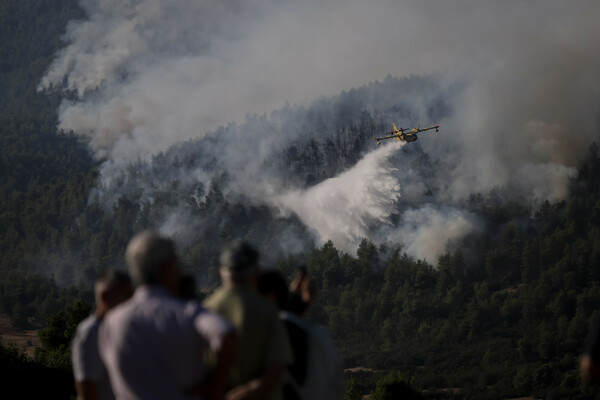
[374,123,440,145]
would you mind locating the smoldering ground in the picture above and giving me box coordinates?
[40,0,600,263]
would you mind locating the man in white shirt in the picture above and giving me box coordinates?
[99,231,237,400]
[72,268,133,400]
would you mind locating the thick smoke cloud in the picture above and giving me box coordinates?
[386,205,481,264]
[40,0,600,261]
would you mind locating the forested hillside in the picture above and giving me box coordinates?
[0,0,93,327]
[309,144,600,399]
[2,1,600,399]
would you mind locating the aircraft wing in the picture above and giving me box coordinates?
[374,134,400,141]
[417,124,440,133]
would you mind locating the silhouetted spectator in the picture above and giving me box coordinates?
[99,231,236,400]
[287,266,315,317]
[257,270,306,400]
[257,269,344,400]
[72,268,132,400]
[204,240,294,400]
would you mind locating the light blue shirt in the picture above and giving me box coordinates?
[72,314,114,400]
[99,285,233,400]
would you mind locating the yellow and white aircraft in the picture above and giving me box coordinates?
[374,123,439,145]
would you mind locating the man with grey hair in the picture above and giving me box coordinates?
[72,268,133,400]
[99,231,237,400]
[204,240,294,400]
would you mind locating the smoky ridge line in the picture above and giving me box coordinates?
[38,0,600,265]
[80,75,478,263]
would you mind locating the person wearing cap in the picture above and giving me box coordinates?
[99,231,237,400]
[204,240,294,400]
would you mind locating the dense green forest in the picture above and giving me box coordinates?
[2,1,600,399]
[1,0,93,327]
[304,144,600,399]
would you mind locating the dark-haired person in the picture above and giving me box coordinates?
[286,266,315,317]
[204,240,293,400]
[257,269,344,400]
[257,270,307,400]
[72,268,133,400]
[99,231,237,400]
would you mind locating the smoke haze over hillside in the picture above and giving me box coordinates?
[273,143,403,249]
[40,0,600,262]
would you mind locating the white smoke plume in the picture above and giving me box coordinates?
[272,143,403,252]
[387,205,481,264]
[40,0,600,262]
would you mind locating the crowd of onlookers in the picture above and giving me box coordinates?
[71,231,343,400]
[71,230,600,400]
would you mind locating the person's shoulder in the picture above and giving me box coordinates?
[191,302,233,330]
[204,286,225,300]
[102,295,141,330]
[78,313,100,329]
[203,287,233,308]
[109,295,136,316]
[185,298,212,317]
[204,287,278,316]
[74,314,100,341]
